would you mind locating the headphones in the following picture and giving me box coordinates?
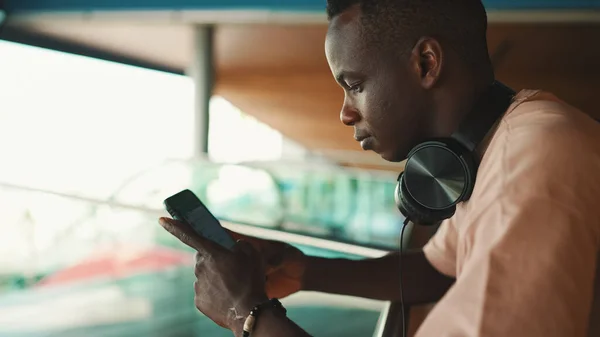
[395,81,516,226]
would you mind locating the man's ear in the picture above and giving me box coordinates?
[409,37,443,89]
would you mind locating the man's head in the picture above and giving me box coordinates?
[325,0,494,162]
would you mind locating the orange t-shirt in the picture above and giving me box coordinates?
[418,90,600,337]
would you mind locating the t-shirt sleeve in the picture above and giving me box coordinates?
[416,106,600,337]
[423,218,459,278]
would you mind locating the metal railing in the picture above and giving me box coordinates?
[0,181,392,258]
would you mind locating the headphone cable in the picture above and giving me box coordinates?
[399,217,410,337]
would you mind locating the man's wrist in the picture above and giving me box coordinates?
[230,293,270,336]
[302,256,322,291]
[302,256,346,292]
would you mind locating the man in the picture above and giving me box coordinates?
[159,0,600,336]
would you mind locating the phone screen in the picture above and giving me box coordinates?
[164,189,236,250]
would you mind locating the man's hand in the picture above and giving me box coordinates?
[225,229,307,299]
[158,217,269,334]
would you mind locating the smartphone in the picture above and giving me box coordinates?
[163,189,236,250]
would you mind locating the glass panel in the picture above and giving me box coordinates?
[103,159,406,250]
[109,159,284,227]
[237,161,404,249]
[0,186,384,337]
[106,159,404,249]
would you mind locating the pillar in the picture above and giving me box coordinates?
[188,25,215,158]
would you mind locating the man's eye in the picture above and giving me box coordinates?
[349,84,362,93]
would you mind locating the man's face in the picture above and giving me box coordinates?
[325,7,427,162]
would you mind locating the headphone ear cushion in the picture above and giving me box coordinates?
[396,173,456,226]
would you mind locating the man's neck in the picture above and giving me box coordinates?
[429,78,492,139]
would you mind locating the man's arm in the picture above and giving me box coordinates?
[303,250,454,305]
[229,250,455,337]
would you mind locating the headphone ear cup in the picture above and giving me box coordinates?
[396,173,456,226]
[394,176,413,220]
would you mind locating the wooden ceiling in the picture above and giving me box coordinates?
[214,23,600,156]
[6,19,600,166]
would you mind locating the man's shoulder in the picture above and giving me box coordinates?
[467,90,600,233]
[476,89,600,199]
[497,89,599,153]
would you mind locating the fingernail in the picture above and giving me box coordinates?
[158,218,168,226]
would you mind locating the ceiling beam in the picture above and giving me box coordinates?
[5,0,600,12]
[0,26,185,74]
[6,9,600,26]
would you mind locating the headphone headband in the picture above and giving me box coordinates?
[451,81,516,153]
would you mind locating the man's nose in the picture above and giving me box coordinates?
[340,101,360,126]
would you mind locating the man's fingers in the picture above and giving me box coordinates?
[226,229,267,250]
[225,229,261,246]
[159,217,203,251]
[224,228,246,241]
[159,217,222,255]
[234,239,257,257]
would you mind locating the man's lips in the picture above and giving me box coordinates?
[354,134,374,151]
[360,137,374,150]
[354,134,369,142]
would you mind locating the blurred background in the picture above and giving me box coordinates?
[0,0,598,336]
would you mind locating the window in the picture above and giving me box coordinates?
[0,40,195,199]
[0,41,388,337]
[209,96,287,163]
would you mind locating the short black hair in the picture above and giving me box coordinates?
[326,0,490,69]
